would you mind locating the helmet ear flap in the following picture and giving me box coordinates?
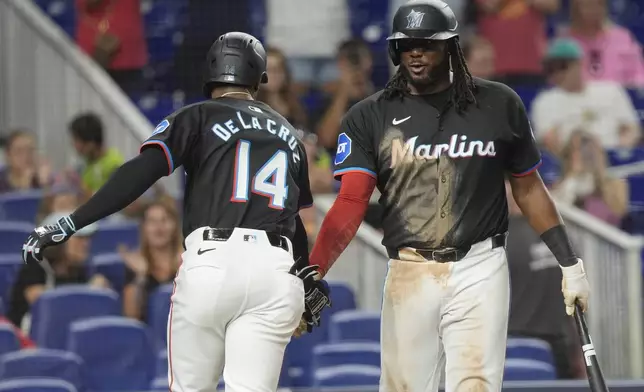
[388,40,401,66]
[260,72,268,84]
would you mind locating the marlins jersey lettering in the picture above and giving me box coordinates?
[140,98,313,239]
[334,78,542,251]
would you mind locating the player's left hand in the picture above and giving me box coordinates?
[22,216,76,265]
[561,258,590,316]
[290,264,331,337]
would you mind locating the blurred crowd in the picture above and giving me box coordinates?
[3,0,644,382]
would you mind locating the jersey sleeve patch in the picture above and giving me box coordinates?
[334,132,352,165]
[152,119,170,136]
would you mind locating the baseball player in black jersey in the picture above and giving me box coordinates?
[20,32,330,392]
[308,1,590,391]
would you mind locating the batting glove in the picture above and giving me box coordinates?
[561,258,590,316]
[22,216,76,265]
[290,264,331,334]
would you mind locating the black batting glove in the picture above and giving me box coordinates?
[290,264,332,332]
[22,215,76,265]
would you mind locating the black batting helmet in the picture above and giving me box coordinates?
[202,32,268,98]
[387,0,458,66]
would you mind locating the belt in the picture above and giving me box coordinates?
[390,233,507,263]
[202,228,290,252]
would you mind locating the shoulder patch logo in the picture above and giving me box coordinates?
[152,119,170,136]
[334,133,352,165]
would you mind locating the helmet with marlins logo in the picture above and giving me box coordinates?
[387,0,459,66]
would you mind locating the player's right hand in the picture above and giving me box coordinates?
[22,216,76,265]
[561,258,590,316]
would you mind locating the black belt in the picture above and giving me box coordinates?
[202,228,290,252]
[389,233,507,263]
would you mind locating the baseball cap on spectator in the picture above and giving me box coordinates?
[41,211,98,236]
[544,38,583,61]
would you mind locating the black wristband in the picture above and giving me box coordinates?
[540,224,578,267]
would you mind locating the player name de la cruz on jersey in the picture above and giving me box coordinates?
[210,109,301,164]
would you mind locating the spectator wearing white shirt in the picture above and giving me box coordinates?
[531,38,641,155]
[265,0,350,91]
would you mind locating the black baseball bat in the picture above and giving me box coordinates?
[573,303,608,392]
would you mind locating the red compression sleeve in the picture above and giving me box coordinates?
[309,172,377,276]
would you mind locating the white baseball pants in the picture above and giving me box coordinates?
[167,227,305,392]
[380,237,510,392]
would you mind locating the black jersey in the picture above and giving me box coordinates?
[140,97,313,239]
[333,78,541,251]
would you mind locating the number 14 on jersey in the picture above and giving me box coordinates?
[231,140,289,210]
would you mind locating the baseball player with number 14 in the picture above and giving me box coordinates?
[20,32,330,392]
[307,1,591,391]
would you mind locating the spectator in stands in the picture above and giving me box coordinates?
[266,0,350,93]
[7,215,104,330]
[462,36,497,79]
[476,0,560,86]
[313,39,374,155]
[0,130,52,193]
[257,47,308,129]
[119,199,181,321]
[505,180,578,379]
[560,0,644,87]
[75,0,148,93]
[36,184,81,224]
[552,132,628,226]
[68,113,124,197]
[300,131,334,195]
[531,39,641,153]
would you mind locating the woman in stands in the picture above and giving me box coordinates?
[552,131,629,226]
[120,198,182,321]
[562,0,644,87]
[0,130,52,193]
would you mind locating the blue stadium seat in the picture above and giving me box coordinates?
[87,253,126,293]
[0,191,42,223]
[606,147,644,167]
[0,349,83,390]
[135,93,176,124]
[140,0,186,36]
[148,283,173,348]
[0,254,22,306]
[147,32,182,64]
[285,316,330,387]
[0,378,77,392]
[504,358,556,381]
[149,377,168,391]
[155,350,167,378]
[33,0,76,38]
[312,342,381,370]
[313,364,380,387]
[627,88,644,125]
[29,286,120,349]
[0,325,19,355]
[506,337,555,365]
[67,316,156,391]
[329,310,380,342]
[538,151,561,187]
[0,222,34,254]
[326,281,357,312]
[90,221,139,256]
[0,298,3,315]
[626,176,644,211]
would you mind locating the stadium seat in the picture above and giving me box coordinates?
[627,176,644,212]
[148,283,173,348]
[149,377,168,391]
[285,318,330,387]
[0,349,83,390]
[0,191,42,223]
[326,281,357,312]
[90,221,140,256]
[0,298,3,315]
[0,325,19,355]
[0,378,77,392]
[312,342,381,371]
[67,316,156,391]
[87,253,127,293]
[606,147,644,167]
[0,254,22,306]
[503,358,556,381]
[155,350,167,378]
[506,337,555,365]
[32,0,76,38]
[313,364,380,387]
[136,93,176,124]
[0,222,34,254]
[29,286,120,349]
[329,310,380,342]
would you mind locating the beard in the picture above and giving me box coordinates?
[401,55,451,93]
